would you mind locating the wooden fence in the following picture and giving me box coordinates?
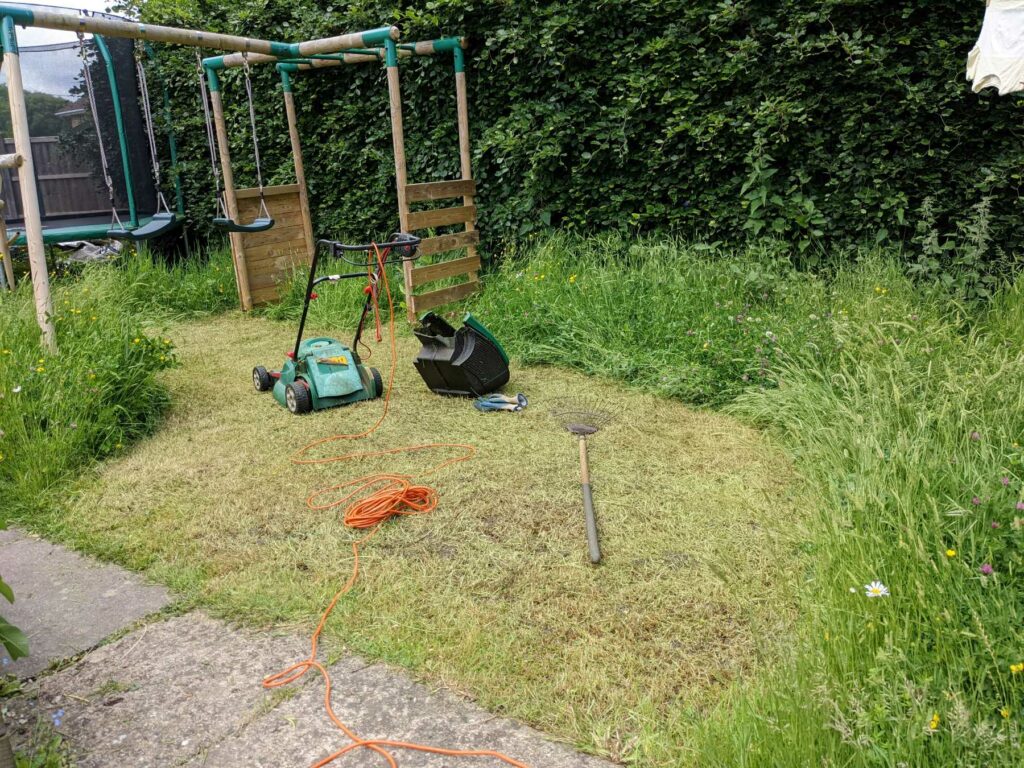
[0,136,108,223]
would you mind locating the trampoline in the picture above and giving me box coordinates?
[0,3,182,245]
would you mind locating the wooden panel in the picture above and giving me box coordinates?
[417,229,480,257]
[234,184,314,307]
[251,285,286,305]
[410,254,481,287]
[232,209,306,231]
[249,269,300,291]
[249,256,306,281]
[236,184,300,200]
[248,245,307,270]
[237,197,303,218]
[405,179,476,203]
[407,204,476,232]
[243,231,309,262]
[411,280,479,313]
[241,224,308,250]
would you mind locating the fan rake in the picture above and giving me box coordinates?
[551,400,614,564]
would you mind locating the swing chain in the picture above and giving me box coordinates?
[77,31,124,232]
[134,44,172,216]
[241,54,271,220]
[196,50,228,219]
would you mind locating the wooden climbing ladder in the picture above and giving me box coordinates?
[387,39,481,323]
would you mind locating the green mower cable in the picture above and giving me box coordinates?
[263,245,529,768]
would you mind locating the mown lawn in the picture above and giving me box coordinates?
[5,233,1022,767]
[34,312,809,765]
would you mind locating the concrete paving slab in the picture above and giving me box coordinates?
[0,527,23,545]
[8,609,613,768]
[0,528,172,678]
[7,613,313,768]
[197,657,615,768]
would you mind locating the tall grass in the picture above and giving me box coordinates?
[0,247,236,521]
[469,233,835,405]
[112,246,238,319]
[474,234,1024,765]
[694,261,1024,766]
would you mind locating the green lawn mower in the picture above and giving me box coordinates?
[252,233,420,414]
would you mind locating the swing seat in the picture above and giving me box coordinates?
[108,212,181,242]
[213,216,275,234]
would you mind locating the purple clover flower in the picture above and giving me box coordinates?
[980,563,994,576]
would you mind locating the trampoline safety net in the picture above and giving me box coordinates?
[0,9,163,238]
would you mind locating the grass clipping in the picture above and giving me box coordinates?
[56,313,810,764]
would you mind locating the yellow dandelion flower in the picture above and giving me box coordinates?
[928,713,940,732]
[946,548,956,558]
[1001,707,1011,719]
[133,338,141,344]
[35,366,44,373]
[1011,663,1024,675]
[568,274,577,284]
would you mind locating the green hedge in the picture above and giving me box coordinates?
[137,0,1023,258]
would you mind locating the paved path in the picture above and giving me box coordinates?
[0,528,171,678]
[3,531,613,768]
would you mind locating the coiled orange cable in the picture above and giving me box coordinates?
[264,245,528,768]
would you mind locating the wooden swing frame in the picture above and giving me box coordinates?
[0,2,397,347]
[209,36,480,320]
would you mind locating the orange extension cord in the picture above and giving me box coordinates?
[263,245,530,768]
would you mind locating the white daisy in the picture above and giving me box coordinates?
[864,581,889,598]
[11,386,21,394]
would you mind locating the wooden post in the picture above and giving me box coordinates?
[2,17,53,346]
[280,70,315,263]
[0,217,13,290]
[209,84,252,310]
[384,40,414,322]
[454,44,478,286]
[0,152,17,290]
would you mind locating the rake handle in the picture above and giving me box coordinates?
[578,436,601,564]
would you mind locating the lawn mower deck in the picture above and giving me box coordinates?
[253,234,419,414]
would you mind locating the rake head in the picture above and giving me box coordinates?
[551,399,614,437]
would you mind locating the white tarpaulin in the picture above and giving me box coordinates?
[968,0,1024,94]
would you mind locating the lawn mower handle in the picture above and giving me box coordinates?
[292,233,420,362]
[316,233,421,265]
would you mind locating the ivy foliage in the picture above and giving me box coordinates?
[134,0,1024,257]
